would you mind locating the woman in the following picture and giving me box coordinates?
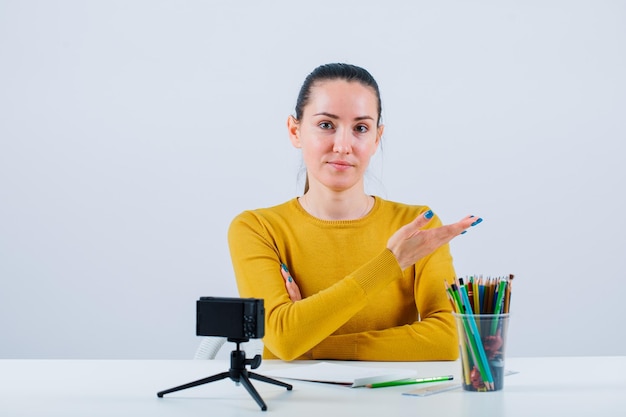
[228,63,482,361]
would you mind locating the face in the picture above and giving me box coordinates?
[288,79,384,193]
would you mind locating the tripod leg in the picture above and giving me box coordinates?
[237,373,268,411]
[249,372,293,390]
[157,371,229,397]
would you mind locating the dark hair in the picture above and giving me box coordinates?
[294,63,382,126]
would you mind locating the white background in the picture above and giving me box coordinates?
[1,0,624,359]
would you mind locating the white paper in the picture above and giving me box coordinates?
[265,362,418,388]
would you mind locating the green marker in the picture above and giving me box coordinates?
[366,375,454,388]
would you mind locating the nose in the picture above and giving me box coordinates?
[333,127,352,154]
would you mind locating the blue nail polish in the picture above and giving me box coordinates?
[281,263,289,272]
[471,218,483,227]
[288,276,293,283]
[424,210,434,219]
[461,230,467,234]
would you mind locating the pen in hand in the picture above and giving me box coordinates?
[366,375,454,389]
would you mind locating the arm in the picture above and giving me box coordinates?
[277,213,469,360]
[228,211,402,361]
[229,208,479,361]
[309,246,459,361]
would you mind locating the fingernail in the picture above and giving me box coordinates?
[423,210,434,219]
[281,263,289,272]
[288,276,293,283]
[461,230,467,234]
[471,218,483,227]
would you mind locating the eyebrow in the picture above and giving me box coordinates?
[313,112,375,122]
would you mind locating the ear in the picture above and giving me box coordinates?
[287,115,302,148]
[372,124,384,155]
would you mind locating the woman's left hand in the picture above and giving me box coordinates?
[280,263,302,302]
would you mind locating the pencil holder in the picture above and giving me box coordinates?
[453,313,510,392]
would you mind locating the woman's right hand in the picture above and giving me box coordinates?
[386,210,482,270]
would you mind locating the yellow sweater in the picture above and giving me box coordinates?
[227,196,459,361]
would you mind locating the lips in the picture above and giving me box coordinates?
[327,160,353,169]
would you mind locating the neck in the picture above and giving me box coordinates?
[299,190,373,220]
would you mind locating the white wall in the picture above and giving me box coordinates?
[1,0,624,359]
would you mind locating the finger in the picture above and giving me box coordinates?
[403,209,435,238]
[286,284,301,302]
[458,215,483,235]
[280,263,293,283]
[280,263,302,302]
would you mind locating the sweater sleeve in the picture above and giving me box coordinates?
[310,244,459,361]
[228,210,404,361]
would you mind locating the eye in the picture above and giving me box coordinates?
[354,124,369,134]
[319,122,334,130]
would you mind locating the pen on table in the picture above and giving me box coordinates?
[365,375,454,389]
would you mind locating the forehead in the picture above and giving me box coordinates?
[305,79,378,117]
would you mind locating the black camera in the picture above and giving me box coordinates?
[196,296,265,340]
[158,296,289,411]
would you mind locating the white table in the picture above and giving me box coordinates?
[0,356,624,416]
